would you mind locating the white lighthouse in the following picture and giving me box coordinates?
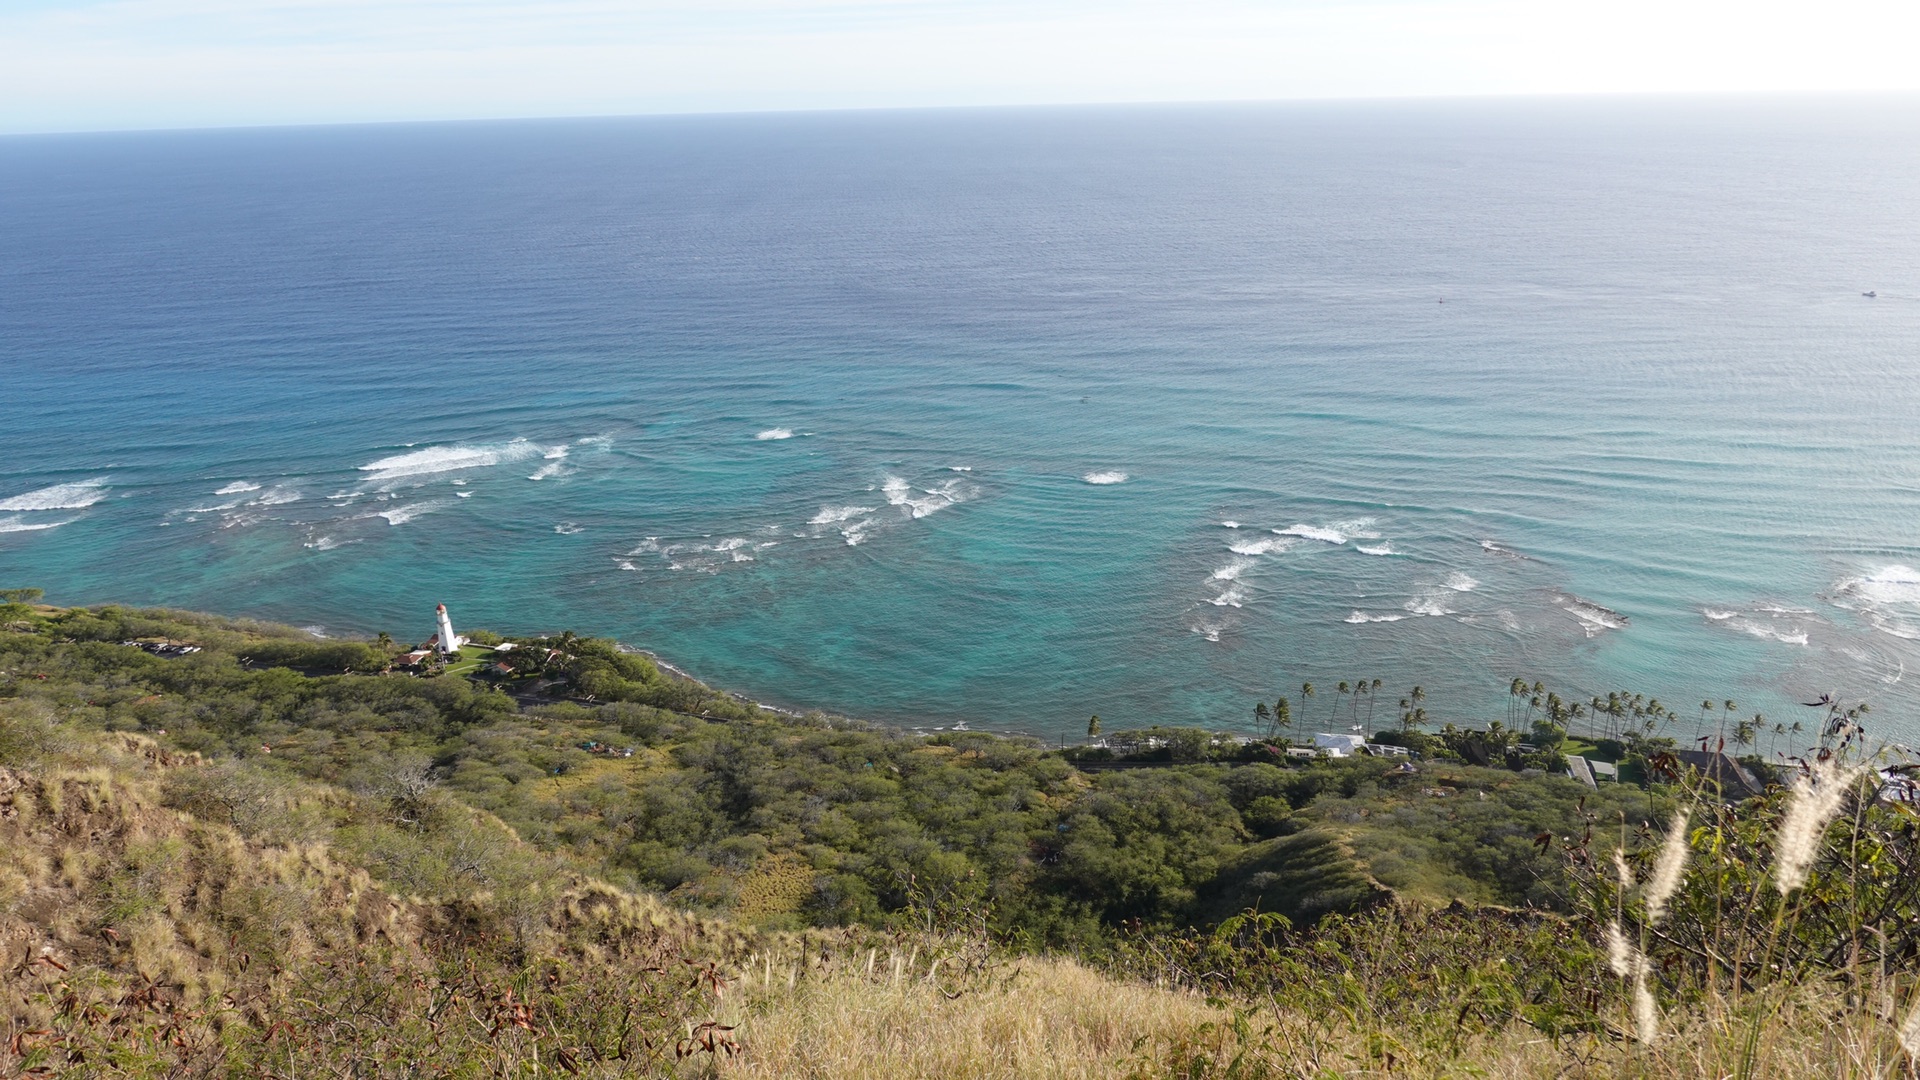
[435,603,463,656]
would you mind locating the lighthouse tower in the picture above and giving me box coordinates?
[435,603,463,656]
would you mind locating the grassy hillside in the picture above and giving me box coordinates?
[5,599,1919,1076]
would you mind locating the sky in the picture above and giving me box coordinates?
[2,0,1918,134]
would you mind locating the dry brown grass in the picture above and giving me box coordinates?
[718,955,1229,1080]
[707,955,1916,1079]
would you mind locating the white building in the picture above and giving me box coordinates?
[1313,732,1367,757]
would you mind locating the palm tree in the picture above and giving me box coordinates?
[1334,681,1350,723]
[1254,701,1271,733]
[1274,697,1292,740]
[1508,678,1526,726]
[1366,679,1382,728]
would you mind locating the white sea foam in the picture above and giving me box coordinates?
[1444,572,1480,592]
[456,491,474,498]
[1330,518,1383,540]
[1220,521,1240,529]
[252,486,301,506]
[1404,592,1454,618]
[1190,620,1226,642]
[554,522,584,535]
[365,501,447,526]
[948,466,973,472]
[755,428,794,441]
[1345,611,1408,624]
[0,515,71,533]
[0,479,108,512]
[1481,539,1537,561]
[1556,594,1629,637]
[1083,471,1129,485]
[1704,604,1813,646]
[1211,557,1256,581]
[883,476,969,519]
[1276,524,1345,544]
[359,440,539,483]
[526,445,572,481]
[1209,585,1248,608]
[810,505,875,525]
[1355,543,1395,556]
[1228,537,1293,556]
[302,535,358,551]
[214,481,260,495]
[1828,565,1920,640]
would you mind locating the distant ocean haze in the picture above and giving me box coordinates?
[3,98,1919,741]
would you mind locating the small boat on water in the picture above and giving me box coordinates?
[1863,290,1877,298]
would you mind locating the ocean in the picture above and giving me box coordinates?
[5,97,1920,747]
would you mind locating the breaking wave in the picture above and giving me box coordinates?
[527,445,570,481]
[0,515,71,533]
[1355,543,1395,556]
[359,441,540,483]
[755,428,794,441]
[364,501,448,526]
[0,479,108,512]
[1443,572,1480,592]
[1276,524,1345,544]
[883,476,970,519]
[554,522,584,535]
[1210,557,1256,582]
[1228,536,1293,556]
[810,505,874,525]
[1345,611,1408,624]
[214,481,261,495]
[1829,565,1920,640]
[1083,471,1129,485]
[1555,594,1629,637]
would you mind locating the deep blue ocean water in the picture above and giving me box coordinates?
[5,98,1920,746]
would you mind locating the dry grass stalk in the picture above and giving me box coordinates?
[1644,810,1690,925]
[1774,759,1864,895]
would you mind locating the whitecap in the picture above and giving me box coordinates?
[1555,594,1629,637]
[883,475,969,519]
[364,501,448,526]
[1083,471,1129,485]
[1345,611,1408,624]
[303,535,356,551]
[1404,592,1454,618]
[948,466,973,472]
[755,428,795,441]
[455,491,474,498]
[527,445,571,481]
[1276,524,1345,544]
[1190,621,1226,642]
[0,515,71,533]
[554,522,584,535]
[1828,565,1920,640]
[1443,572,1480,592]
[1220,521,1241,529]
[1355,543,1395,556]
[1331,517,1382,540]
[0,479,108,512]
[358,440,539,483]
[1481,539,1537,561]
[810,505,875,526]
[214,481,261,495]
[1703,608,1738,621]
[302,626,328,639]
[252,486,301,506]
[1210,557,1256,582]
[1209,585,1248,608]
[1228,537,1294,556]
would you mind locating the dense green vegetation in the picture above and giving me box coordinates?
[0,600,1656,949]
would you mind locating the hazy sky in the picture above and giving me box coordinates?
[3,0,1917,134]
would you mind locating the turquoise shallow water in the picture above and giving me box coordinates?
[4,98,1920,744]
